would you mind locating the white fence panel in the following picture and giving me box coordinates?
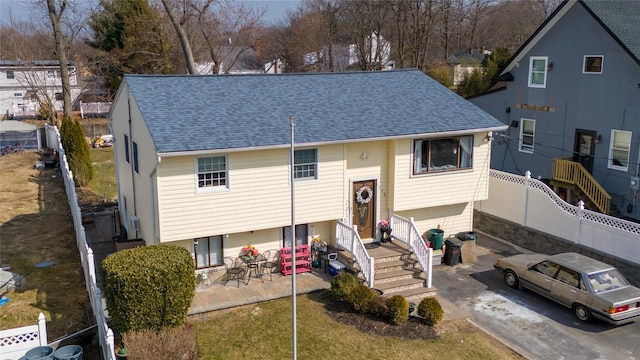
[477,171,527,224]
[478,170,640,266]
[0,313,47,359]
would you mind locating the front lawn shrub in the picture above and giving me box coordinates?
[330,271,359,301]
[386,295,409,325]
[417,297,444,326]
[368,295,388,318]
[348,283,375,313]
[122,324,196,360]
[102,245,196,333]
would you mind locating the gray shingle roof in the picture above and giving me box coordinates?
[122,69,505,154]
[582,0,640,63]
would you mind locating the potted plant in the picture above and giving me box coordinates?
[115,345,128,359]
[379,219,392,243]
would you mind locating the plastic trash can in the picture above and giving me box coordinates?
[427,229,444,250]
[53,345,83,360]
[444,238,462,266]
[456,231,477,241]
[25,346,54,360]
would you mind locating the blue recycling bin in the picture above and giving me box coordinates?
[53,345,83,360]
[24,346,54,360]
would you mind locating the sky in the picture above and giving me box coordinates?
[0,0,302,26]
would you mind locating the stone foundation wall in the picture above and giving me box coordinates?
[474,210,640,286]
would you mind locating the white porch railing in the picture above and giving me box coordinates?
[0,313,47,358]
[335,221,375,288]
[45,124,116,360]
[389,215,433,288]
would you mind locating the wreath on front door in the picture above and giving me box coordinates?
[356,185,373,204]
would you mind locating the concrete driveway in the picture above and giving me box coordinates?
[433,231,640,360]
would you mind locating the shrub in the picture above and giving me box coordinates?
[122,324,196,360]
[348,283,375,313]
[101,245,196,333]
[330,271,359,301]
[60,116,93,186]
[386,295,409,325]
[368,295,388,318]
[417,297,444,326]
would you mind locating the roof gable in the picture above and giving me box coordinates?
[119,69,505,154]
[500,0,640,76]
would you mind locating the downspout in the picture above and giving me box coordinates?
[150,158,159,245]
[127,92,138,238]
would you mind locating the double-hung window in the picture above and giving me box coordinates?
[609,130,631,171]
[194,235,223,269]
[413,136,473,174]
[124,134,130,163]
[294,149,317,180]
[519,119,535,153]
[132,142,139,173]
[528,56,548,88]
[583,55,603,74]
[6,70,14,79]
[197,156,228,189]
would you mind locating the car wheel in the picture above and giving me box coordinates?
[573,303,593,322]
[504,270,519,288]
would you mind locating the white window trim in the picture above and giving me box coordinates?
[519,119,535,153]
[582,55,604,74]
[195,155,230,193]
[293,148,318,181]
[608,129,631,172]
[528,56,548,88]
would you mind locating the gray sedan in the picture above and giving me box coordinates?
[494,252,640,325]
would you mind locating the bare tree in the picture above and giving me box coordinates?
[158,0,198,74]
[341,0,391,70]
[190,0,265,74]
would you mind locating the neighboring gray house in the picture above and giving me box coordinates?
[470,0,640,221]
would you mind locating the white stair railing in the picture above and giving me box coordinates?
[335,221,375,288]
[390,215,433,288]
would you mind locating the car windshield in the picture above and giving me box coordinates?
[587,269,629,293]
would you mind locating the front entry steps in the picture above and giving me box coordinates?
[336,241,437,304]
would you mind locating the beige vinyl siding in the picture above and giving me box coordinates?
[126,97,157,243]
[109,86,156,244]
[392,133,491,212]
[345,141,391,220]
[156,145,345,242]
[394,202,473,239]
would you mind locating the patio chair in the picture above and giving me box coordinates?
[261,249,281,281]
[223,257,246,288]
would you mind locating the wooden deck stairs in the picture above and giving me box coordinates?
[334,241,438,304]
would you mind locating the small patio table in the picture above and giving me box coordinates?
[240,253,267,284]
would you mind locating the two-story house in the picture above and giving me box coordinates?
[0,60,82,120]
[108,69,505,281]
[470,0,640,221]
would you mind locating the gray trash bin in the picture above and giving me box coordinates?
[25,346,54,360]
[53,345,83,360]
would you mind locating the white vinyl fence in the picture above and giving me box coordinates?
[476,170,640,265]
[0,313,47,359]
[44,124,116,360]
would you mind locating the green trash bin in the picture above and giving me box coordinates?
[427,229,444,250]
[25,346,54,360]
[53,345,83,360]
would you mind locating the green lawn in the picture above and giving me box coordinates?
[88,147,117,202]
[191,292,522,360]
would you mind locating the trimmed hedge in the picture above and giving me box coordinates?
[348,283,375,314]
[417,297,444,326]
[386,295,409,325]
[101,245,196,333]
[330,271,359,301]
